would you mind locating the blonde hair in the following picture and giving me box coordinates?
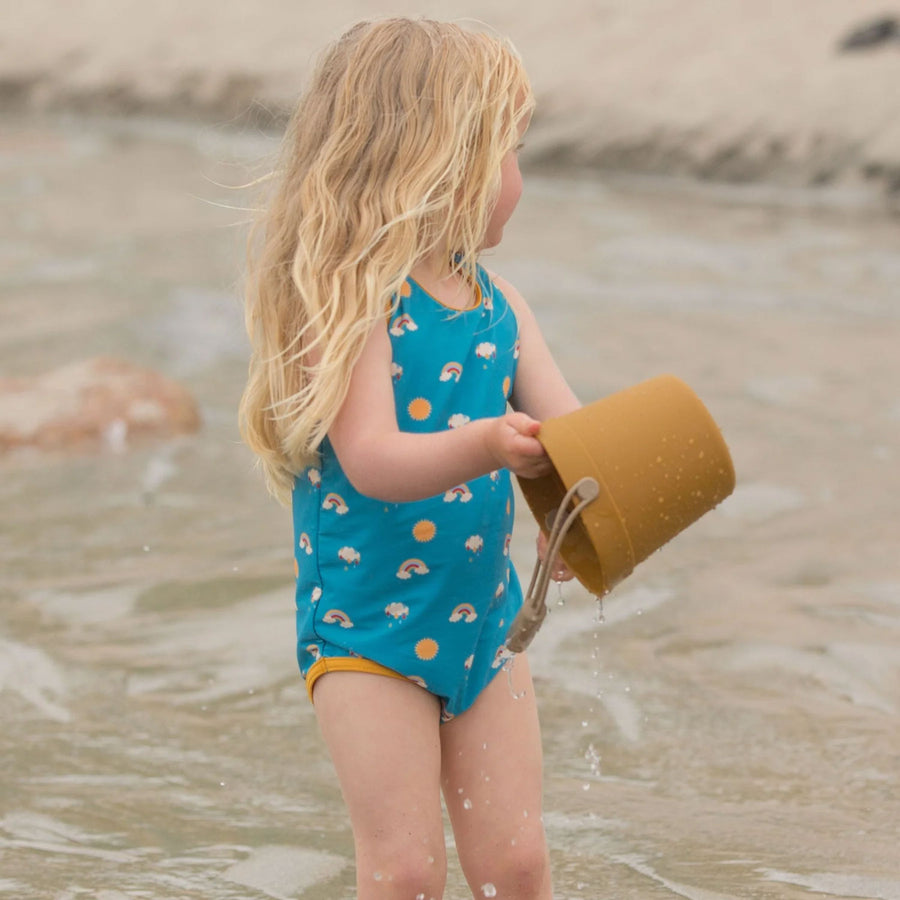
[239,17,534,503]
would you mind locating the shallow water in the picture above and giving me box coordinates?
[1,115,899,899]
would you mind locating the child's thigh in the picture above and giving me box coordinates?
[439,654,547,856]
[314,671,446,849]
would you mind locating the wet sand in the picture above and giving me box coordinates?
[4,1,900,196]
[1,116,899,898]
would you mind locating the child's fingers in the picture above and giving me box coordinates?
[537,531,575,581]
[505,411,542,437]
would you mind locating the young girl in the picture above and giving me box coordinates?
[240,18,579,899]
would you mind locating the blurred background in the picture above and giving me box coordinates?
[2,3,899,899]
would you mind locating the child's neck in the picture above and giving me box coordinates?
[409,256,478,311]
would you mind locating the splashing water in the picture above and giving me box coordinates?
[504,656,527,700]
[585,742,602,777]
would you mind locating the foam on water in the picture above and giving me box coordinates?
[223,845,347,899]
[0,812,137,863]
[0,637,69,722]
[123,588,296,704]
[701,640,899,713]
[760,869,900,900]
[27,584,141,626]
[612,853,740,900]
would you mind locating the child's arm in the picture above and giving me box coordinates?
[328,319,551,503]
[492,273,582,581]
[489,273,581,422]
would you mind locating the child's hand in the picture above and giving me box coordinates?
[537,530,575,582]
[487,412,551,478]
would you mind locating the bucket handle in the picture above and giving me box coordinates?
[506,476,600,654]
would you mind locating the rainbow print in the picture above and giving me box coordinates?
[298,533,313,555]
[396,558,430,580]
[322,609,354,628]
[449,603,478,623]
[443,484,473,503]
[322,492,349,514]
[389,313,418,336]
[439,361,463,382]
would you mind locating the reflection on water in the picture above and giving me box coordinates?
[1,116,899,899]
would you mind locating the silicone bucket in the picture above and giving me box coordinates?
[509,375,735,651]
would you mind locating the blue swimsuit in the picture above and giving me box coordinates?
[291,267,523,720]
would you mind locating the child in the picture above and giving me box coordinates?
[240,18,579,900]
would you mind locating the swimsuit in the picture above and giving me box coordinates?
[291,266,523,720]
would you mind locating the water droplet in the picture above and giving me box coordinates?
[374,871,383,882]
[463,798,473,810]
[582,782,591,791]
[505,657,526,700]
[481,883,497,898]
[585,742,601,777]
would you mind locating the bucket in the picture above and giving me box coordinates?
[508,374,735,652]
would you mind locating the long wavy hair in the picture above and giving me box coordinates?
[239,17,534,503]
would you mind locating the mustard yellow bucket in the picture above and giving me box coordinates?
[508,374,736,652]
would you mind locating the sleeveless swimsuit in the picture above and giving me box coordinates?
[291,267,522,720]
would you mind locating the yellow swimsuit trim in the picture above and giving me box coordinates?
[305,656,409,702]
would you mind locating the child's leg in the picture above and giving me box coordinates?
[440,653,552,899]
[314,671,448,899]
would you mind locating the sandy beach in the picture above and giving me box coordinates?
[4,0,900,195]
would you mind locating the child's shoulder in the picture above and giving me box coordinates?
[481,267,530,317]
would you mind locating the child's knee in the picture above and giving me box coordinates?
[357,846,447,897]
[466,835,550,898]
